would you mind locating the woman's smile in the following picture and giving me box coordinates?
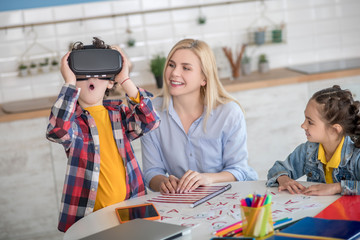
[170,80,184,87]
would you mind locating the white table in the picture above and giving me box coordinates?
[63,180,340,240]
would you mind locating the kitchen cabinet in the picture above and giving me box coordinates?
[0,117,63,240]
[231,82,308,179]
[307,75,360,101]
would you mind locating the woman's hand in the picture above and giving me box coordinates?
[277,175,306,194]
[60,52,76,85]
[176,170,212,194]
[159,175,179,194]
[149,175,180,194]
[302,183,341,196]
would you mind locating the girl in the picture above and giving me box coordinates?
[141,39,258,194]
[267,85,360,195]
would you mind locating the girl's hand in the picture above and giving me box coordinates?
[60,52,76,85]
[302,183,341,196]
[176,170,212,194]
[159,175,179,194]
[277,175,306,194]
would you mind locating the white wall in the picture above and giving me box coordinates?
[0,0,359,103]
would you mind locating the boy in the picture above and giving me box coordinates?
[46,37,160,232]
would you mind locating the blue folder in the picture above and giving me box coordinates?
[266,216,360,240]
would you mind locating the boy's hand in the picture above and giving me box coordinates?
[277,175,306,194]
[111,45,131,83]
[61,52,76,85]
[302,183,341,196]
[111,45,138,98]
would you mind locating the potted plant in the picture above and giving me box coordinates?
[127,38,136,47]
[198,16,207,25]
[51,59,59,71]
[40,58,50,73]
[241,54,251,76]
[29,62,38,75]
[150,55,166,88]
[258,54,269,73]
[18,63,28,77]
[272,23,285,43]
[254,27,267,45]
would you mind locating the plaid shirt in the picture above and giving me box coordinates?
[46,84,160,232]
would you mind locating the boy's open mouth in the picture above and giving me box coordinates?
[89,83,95,90]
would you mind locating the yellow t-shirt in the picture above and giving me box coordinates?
[85,105,127,211]
[318,136,345,183]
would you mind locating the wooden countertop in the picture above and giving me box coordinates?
[1,67,360,123]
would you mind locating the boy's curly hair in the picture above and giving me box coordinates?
[72,37,117,97]
[312,85,360,147]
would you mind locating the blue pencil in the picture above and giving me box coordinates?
[273,217,293,226]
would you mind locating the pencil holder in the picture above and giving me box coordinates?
[240,203,273,237]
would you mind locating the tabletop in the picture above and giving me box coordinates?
[63,180,340,240]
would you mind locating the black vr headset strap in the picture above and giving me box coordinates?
[82,45,96,49]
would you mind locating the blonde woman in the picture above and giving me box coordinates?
[141,39,258,194]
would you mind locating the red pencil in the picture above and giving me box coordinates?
[224,227,243,237]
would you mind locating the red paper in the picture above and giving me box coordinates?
[315,195,360,221]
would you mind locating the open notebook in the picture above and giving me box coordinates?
[79,218,191,240]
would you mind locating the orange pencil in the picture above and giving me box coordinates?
[215,223,242,237]
[213,220,242,235]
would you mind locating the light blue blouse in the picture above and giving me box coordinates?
[141,97,258,187]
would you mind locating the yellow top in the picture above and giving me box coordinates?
[318,136,345,184]
[86,105,127,211]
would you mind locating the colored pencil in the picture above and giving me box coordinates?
[213,220,242,234]
[274,217,303,231]
[216,224,242,237]
[223,227,243,237]
[273,217,292,226]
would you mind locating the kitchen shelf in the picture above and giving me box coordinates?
[0,0,255,31]
[247,26,287,46]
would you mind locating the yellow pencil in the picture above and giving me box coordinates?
[276,232,343,240]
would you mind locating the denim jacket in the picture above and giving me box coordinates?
[266,136,360,195]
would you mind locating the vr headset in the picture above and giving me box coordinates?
[68,46,123,81]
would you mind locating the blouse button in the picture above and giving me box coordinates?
[91,188,95,192]
[307,172,313,177]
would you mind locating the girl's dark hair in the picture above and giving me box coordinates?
[72,37,116,97]
[311,85,360,147]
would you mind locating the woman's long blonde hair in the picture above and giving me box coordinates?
[160,39,242,126]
